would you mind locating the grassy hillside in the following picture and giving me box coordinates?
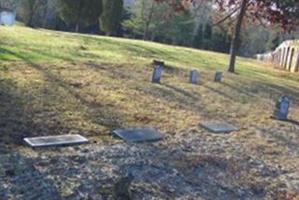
[0,26,299,199]
[1,26,299,142]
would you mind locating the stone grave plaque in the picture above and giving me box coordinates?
[24,134,88,147]
[189,70,200,84]
[113,127,163,142]
[214,71,223,82]
[200,121,238,133]
[152,66,163,83]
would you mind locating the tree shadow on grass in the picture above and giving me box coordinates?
[0,47,126,140]
[250,81,299,106]
[0,78,33,144]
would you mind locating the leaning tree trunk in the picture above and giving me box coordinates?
[228,0,247,73]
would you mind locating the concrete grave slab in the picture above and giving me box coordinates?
[24,134,88,147]
[113,127,163,142]
[200,121,238,133]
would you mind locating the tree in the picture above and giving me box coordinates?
[154,0,299,73]
[18,0,48,27]
[58,0,102,32]
[100,0,123,36]
[0,0,19,10]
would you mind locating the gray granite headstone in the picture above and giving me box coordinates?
[273,96,290,120]
[24,134,88,147]
[189,70,200,84]
[200,121,238,133]
[214,71,223,82]
[113,127,163,142]
[152,65,163,83]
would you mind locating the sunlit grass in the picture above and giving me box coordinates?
[0,25,298,145]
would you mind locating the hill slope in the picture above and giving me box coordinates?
[0,26,298,199]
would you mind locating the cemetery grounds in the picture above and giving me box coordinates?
[0,26,299,199]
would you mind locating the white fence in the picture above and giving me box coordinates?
[256,40,299,73]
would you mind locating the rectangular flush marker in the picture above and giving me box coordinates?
[24,134,88,147]
[200,121,238,133]
[113,127,163,142]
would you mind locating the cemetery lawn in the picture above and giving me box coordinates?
[0,26,299,199]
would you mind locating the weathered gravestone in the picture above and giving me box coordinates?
[189,70,200,84]
[152,60,164,83]
[24,134,88,148]
[273,96,290,120]
[200,121,238,133]
[113,127,163,142]
[214,71,223,82]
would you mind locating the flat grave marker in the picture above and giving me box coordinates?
[113,127,163,142]
[24,134,88,148]
[200,121,238,133]
[189,70,200,84]
[214,71,223,82]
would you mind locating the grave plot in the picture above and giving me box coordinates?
[113,127,163,142]
[200,121,239,133]
[24,134,88,148]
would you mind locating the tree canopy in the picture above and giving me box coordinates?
[58,0,102,32]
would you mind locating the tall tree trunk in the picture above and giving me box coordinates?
[143,1,155,40]
[228,0,247,73]
[75,23,80,32]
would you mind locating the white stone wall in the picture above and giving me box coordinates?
[256,40,299,73]
[0,11,16,26]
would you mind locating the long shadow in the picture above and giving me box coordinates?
[0,47,125,132]
[163,84,200,101]
[203,84,238,102]
[0,78,33,144]
[222,82,255,98]
[84,62,214,117]
[250,81,299,106]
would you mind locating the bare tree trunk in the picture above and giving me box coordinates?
[143,1,155,40]
[228,0,247,73]
[75,23,80,32]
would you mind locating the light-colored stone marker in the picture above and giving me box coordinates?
[24,134,88,148]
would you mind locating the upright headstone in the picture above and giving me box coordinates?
[200,121,239,133]
[273,96,290,120]
[214,71,223,82]
[189,70,200,84]
[152,60,164,84]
